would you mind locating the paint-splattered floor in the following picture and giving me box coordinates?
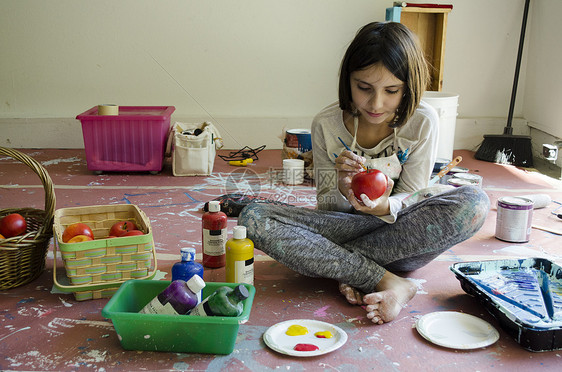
[1,149,562,371]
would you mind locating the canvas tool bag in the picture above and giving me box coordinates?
[171,121,223,176]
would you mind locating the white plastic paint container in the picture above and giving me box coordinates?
[421,92,459,161]
[283,159,305,185]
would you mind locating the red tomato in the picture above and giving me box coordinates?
[121,230,144,237]
[67,234,93,243]
[0,213,27,238]
[62,223,94,243]
[109,221,138,237]
[351,169,388,200]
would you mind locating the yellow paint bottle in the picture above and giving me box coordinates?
[226,226,254,285]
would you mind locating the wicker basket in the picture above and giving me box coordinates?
[52,204,157,300]
[0,147,56,290]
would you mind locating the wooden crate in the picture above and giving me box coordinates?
[387,5,452,91]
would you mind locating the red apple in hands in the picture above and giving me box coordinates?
[109,221,137,237]
[0,213,27,238]
[351,169,388,200]
[62,223,94,243]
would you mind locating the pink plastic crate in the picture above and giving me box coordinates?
[76,106,175,173]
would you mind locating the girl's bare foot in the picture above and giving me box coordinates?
[362,271,417,324]
[339,283,364,305]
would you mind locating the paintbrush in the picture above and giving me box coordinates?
[403,156,463,202]
[337,137,368,171]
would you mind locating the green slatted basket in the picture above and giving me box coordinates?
[52,204,157,301]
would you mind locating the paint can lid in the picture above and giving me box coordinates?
[208,200,221,212]
[455,173,482,181]
[447,178,473,187]
[233,225,247,239]
[498,196,534,206]
[286,128,311,135]
[186,274,206,293]
[448,166,469,174]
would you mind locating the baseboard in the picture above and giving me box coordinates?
[0,116,313,150]
[532,156,562,180]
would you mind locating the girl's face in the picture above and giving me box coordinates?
[350,63,405,126]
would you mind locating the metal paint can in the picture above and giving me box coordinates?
[439,166,469,185]
[454,173,483,187]
[285,129,312,152]
[495,196,534,243]
[447,178,474,187]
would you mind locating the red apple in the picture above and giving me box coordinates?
[109,221,138,237]
[62,223,94,243]
[0,213,27,238]
[351,169,388,200]
[121,230,144,237]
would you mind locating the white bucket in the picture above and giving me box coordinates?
[422,92,459,161]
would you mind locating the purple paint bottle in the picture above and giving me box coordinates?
[139,275,205,315]
[172,248,204,303]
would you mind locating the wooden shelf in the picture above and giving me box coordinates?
[386,6,452,91]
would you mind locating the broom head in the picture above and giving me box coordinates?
[475,134,533,167]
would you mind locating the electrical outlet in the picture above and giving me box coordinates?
[543,144,558,161]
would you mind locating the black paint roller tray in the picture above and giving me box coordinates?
[450,258,562,352]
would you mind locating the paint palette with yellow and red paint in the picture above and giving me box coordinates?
[263,319,347,357]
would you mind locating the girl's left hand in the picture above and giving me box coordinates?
[347,177,394,216]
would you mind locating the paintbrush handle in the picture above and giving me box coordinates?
[427,156,462,186]
[404,156,464,201]
[436,156,462,178]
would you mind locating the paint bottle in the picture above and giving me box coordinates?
[202,200,228,268]
[172,247,205,303]
[189,284,249,317]
[139,275,205,315]
[226,226,254,285]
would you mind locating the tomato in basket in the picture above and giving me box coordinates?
[62,223,94,243]
[0,213,27,238]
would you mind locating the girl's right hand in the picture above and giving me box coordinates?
[335,150,366,196]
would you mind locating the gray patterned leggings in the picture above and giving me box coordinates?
[238,186,490,293]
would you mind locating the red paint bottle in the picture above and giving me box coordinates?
[202,200,228,268]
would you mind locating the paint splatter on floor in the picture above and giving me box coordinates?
[313,305,330,318]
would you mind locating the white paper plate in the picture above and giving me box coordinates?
[263,319,347,357]
[416,311,500,349]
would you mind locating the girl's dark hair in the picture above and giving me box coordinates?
[338,22,429,128]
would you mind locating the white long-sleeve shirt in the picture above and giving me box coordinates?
[311,100,439,223]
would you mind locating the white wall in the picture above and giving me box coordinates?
[525,0,562,139]
[1,0,559,158]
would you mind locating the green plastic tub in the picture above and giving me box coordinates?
[101,280,256,354]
